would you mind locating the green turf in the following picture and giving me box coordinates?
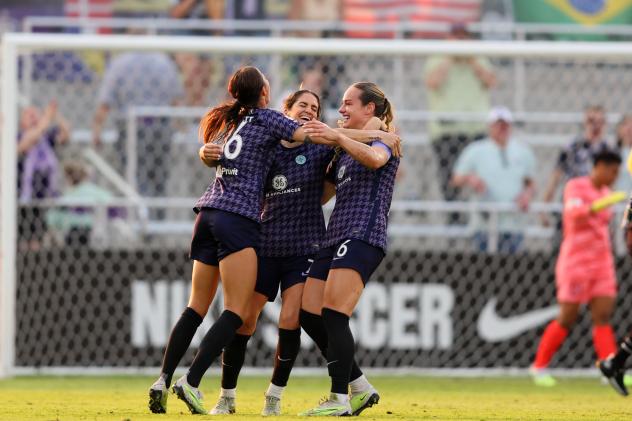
[0,375,631,420]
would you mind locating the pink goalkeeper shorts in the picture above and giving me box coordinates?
[556,265,617,303]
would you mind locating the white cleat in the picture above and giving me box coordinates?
[350,386,380,416]
[261,395,281,416]
[209,396,236,415]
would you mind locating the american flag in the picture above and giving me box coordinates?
[342,0,482,38]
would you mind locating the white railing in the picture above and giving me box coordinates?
[117,106,618,191]
[19,197,628,256]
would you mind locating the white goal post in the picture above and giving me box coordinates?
[3,33,632,378]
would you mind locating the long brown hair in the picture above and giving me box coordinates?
[199,66,266,143]
[352,82,394,131]
[283,89,322,119]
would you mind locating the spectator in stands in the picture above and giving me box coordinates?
[169,0,222,105]
[615,114,632,192]
[451,107,536,253]
[425,23,496,216]
[225,0,266,29]
[541,105,611,231]
[18,100,70,250]
[46,160,115,247]
[288,0,341,38]
[92,43,184,209]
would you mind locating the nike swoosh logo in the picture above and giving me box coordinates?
[277,356,292,362]
[477,297,559,343]
[326,360,339,366]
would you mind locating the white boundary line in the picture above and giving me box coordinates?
[9,366,601,378]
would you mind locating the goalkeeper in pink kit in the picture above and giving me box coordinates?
[531,150,624,386]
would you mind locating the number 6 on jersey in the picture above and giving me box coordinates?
[223,118,249,160]
[337,240,351,257]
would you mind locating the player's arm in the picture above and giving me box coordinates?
[303,120,401,157]
[338,135,391,170]
[334,117,400,156]
[335,128,401,157]
[590,191,627,212]
[301,121,392,170]
[290,126,332,146]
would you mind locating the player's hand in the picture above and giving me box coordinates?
[199,143,222,167]
[362,116,385,131]
[303,120,338,142]
[467,175,486,194]
[380,132,402,158]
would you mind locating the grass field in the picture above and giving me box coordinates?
[0,375,631,420]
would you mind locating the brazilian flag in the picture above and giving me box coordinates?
[514,0,632,39]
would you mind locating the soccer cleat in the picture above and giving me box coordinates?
[261,395,281,416]
[598,358,629,397]
[172,375,207,414]
[350,387,380,416]
[209,395,236,415]
[148,377,168,414]
[529,366,557,387]
[298,394,352,416]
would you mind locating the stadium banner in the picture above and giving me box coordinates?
[16,249,632,369]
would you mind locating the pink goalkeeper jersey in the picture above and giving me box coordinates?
[557,176,613,272]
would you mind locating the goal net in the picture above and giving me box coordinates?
[2,33,632,376]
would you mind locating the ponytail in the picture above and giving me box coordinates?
[199,65,266,144]
[199,101,252,144]
[381,97,394,132]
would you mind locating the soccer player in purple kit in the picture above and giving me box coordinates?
[147,66,321,415]
[147,68,398,414]
[205,89,333,416]
[298,82,399,417]
[201,93,397,416]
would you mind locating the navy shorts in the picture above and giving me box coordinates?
[190,208,260,266]
[255,255,314,302]
[307,239,385,284]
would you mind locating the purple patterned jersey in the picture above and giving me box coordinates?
[324,145,399,252]
[195,108,300,221]
[260,143,334,257]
